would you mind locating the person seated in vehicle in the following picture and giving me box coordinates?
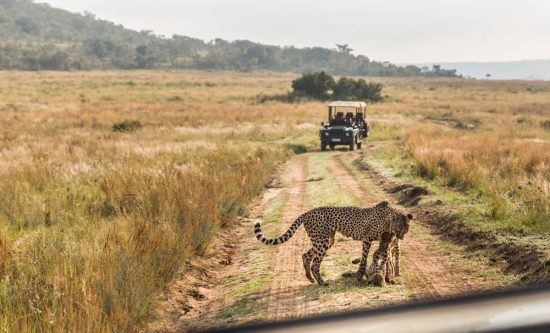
[355,112,369,132]
[345,112,355,126]
[355,112,366,127]
[333,112,345,125]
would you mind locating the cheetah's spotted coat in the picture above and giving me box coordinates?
[254,201,412,286]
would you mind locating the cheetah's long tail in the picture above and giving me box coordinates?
[254,215,304,245]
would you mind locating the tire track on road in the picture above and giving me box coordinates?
[266,154,311,321]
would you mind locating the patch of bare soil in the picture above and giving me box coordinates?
[430,215,550,284]
[353,150,550,285]
[387,183,429,207]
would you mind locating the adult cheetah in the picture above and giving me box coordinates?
[254,201,413,286]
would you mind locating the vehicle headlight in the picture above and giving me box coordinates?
[324,132,329,136]
[345,132,350,137]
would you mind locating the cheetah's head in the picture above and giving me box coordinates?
[380,202,413,240]
[393,211,413,240]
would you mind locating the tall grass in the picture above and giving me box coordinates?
[360,76,550,234]
[1,146,287,331]
[362,77,550,234]
[403,124,549,233]
[0,71,318,332]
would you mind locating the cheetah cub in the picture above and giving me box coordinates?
[254,201,413,286]
[352,237,402,277]
[366,232,400,287]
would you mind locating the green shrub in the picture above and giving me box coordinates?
[291,71,335,100]
[284,143,308,154]
[289,72,383,102]
[332,78,383,101]
[112,120,142,132]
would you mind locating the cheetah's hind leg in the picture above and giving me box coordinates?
[302,249,315,283]
[311,242,330,286]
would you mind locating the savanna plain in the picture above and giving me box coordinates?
[0,71,548,332]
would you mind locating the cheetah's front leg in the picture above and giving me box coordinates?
[393,239,401,276]
[356,240,371,281]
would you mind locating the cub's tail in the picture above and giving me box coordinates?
[254,215,305,245]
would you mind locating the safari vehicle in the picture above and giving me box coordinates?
[319,101,369,151]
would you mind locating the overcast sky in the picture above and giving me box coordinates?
[41,0,550,63]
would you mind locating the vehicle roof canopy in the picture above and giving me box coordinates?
[328,101,367,108]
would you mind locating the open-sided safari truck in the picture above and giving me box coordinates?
[319,101,369,151]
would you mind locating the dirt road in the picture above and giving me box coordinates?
[147,151,517,332]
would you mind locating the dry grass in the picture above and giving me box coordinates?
[404,126,548,232]
[0,71,322,332]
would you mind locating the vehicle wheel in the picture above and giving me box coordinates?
[321,142,327,151]
[357,142,362,149]
[349,137,355,151]
[330,144,335,151]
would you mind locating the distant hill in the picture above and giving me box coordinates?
[0,0,457,76]
[405,60,550,80]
